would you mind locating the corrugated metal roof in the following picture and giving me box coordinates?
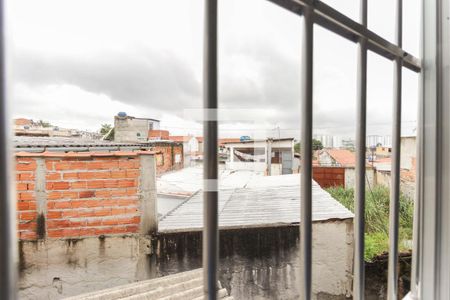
[158,175,354,233]
[13,136,181,152]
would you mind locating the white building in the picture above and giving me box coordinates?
[224,138,295,175]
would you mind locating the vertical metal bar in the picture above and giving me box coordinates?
[410,52,423,298]
[387,0,403,299]
[354,0,367,299]
[300,4,313,300]
[0,1,16,299]
[203,0,218,299]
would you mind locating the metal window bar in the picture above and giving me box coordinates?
[299,4,314,300]
[203,0,219,299]
[0,0,16,299]
[354,0,367,298]
[387,0,403,299]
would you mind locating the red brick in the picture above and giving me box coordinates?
[20,231,37,240]
[110,189,127,197]
[125,225,139,233]
[87,218,102,227]
[111,170,126,178]
[19,173,34,181]
[102,218,118,226]
[54,201,71,209]
[117,216,140,225]
[62,228,80,237]
[54,162,71,171]
[94,208,111,217]
[18,222,37,231]
[95,190,112,198]
[99,199,117,206]
[63,172,79,180]
[126,170,139,178]
[119,160,139,169]
[16,183,28,191]
[61,191,78,199]
[71,200,86,208]
[111,208,126,215]
[79,228,96,237]
[20,211,36,221]
[117,199,138,206]
[18,192,35,201]
[62,210,79,218]
[71,181,87,189]
[47,219,70,228]
[103,180,118,188]
[17,202,30,211]
[47,229,64,238]
[50,181,70,190]
[70,161,87,169]
[47,191,62,200]
[118,180,136,188]
[126,188,138,196]
[46,172,61,181]
[47,211,62,219]
[16,161,36,171]
[87,180,104,189]
[79,190,95,198]
[70,220,87,227]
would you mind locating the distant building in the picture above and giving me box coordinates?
[223,138,295,175]
[168,135,200,167]
[114,112,160,143]
[318,149,356,167]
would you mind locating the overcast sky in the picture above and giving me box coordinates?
[7,0,420,138]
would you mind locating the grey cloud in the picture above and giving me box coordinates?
[13,48,202,114]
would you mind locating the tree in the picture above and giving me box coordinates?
[294,139,324,153]
[100,124,113,135]
[36,120,52,128]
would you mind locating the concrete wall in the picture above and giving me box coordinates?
[114,116,155,143]
[344,167,375,189]
[155,221,354,299]
[376,170,416,199]
[19,236,153,299]
[400,136,416,170]
[16,151,157,240]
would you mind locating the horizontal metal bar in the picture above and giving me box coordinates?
[266,0,421,72]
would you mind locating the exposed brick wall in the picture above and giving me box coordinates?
[151,142,183,174]
[16,151,156,241]
[312,166,345,188]
[16,157,38,240]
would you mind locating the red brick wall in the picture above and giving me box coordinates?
[16,157,38,240]
[312,166,345,188]
[16,151,155,241]
[152,143,183,174]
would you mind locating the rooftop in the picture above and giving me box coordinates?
[13,136,180,152]
[158,171,353,233]
[322,149,356,167]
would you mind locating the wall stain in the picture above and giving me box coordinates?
[36,213,46,239]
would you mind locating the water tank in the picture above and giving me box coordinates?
[117,112,127,118]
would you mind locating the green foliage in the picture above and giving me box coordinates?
[294,139,324,153]
[326,185,414,261]
[100,124,113,135]
[36,119,52,128]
